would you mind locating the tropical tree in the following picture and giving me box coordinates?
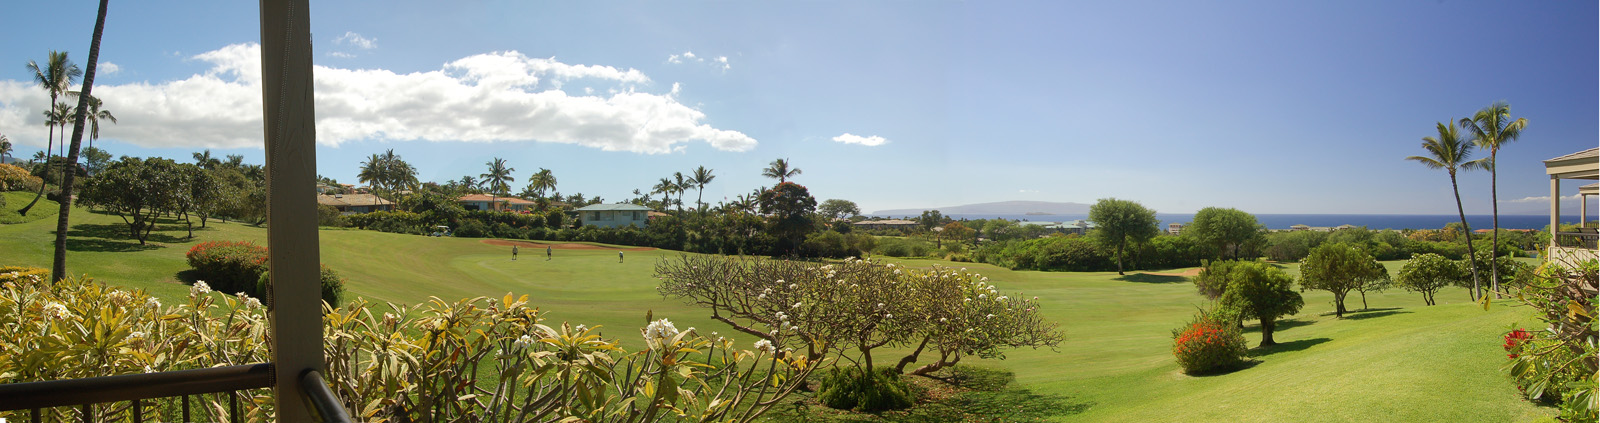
[1396,253,1465,306]
[526,168,557,199]
[1405,120,1484,300]
[761,158,801,183]
[19,50,80,217]
[1187,207,1263,260]
[0,134,11,164]
[1215,261,1304,346]
[691,165,716,214]
[51,0,111,282]
[480,157,515,205]
[1299,242,1387,318]
[193,149,221,170]
[672,172,690,212]
[81,95,115,149]
[818,199,861,220]
[652,177,675,210]
[357,153,386,204]
[1459,102,1527,297]
[380,149,418,192]
[1089,198,1161,275]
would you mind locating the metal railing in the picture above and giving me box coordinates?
[0,363,351,423]
[1555,231,1599,250]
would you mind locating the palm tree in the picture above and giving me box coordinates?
[193,149,221,170]
[1460,102,1527,297]
[358,153,386,195]
[21,51,81,215]
[53,0,111,282]
[762,158,801,183]
[672,172,690,212]
[1406,121,1484,300]
[653,178,675,211]
[527,168,557,199]
[0,134,10,164]
[480,157,516,208]
[81,95,115,149]
[691,166,716,214]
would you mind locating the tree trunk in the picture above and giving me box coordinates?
[1334,291,1347,318]
[1116,238,1126,275]
[860,345,874,374]
[1360,290,1368,310]
[17,124,54,217]
[1259,317,1277,346]
[894,337,931,374]
[1489,151,1500,298]
[51,0,110,282]
[1449,172,1482,301]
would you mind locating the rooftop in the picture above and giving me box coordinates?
[457,194,536,205]
[573,203,652,211]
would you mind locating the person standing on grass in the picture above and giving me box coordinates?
[512,245,518,260]
[547,245,552,261]
[619,251,624,263]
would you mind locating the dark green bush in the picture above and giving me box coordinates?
[186,241,269,294]
[455,220,489,238]
[818,366,915,412]
[256,264,346,307]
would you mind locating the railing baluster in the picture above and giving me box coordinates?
[181,395,189,423]
[132,399,142,422]
[80,403,90,423]
[30,407,39,423]
[231,392,239,423]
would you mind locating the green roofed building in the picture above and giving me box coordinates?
[574,203,653,228]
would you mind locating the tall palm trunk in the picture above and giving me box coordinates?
[1489,151,1500,298]
[52,0,110,282]
[17,121,56,216]
[1450,171,1482,300]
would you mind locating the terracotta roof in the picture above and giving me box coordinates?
[317,193,393,207]
[457,194,536,205]
[1545,148,1598,163]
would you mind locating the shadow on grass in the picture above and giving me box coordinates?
[61,222,191,252]
[1242,317,1314,334]
[768,366,1093,423]
[1250,337,1331,358]
[1185,360,1261,377]
[1114,273,1188,284]
[1342,308,1411,321]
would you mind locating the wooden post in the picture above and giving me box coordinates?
[259,0,321,421]
[1551,177,1560,248]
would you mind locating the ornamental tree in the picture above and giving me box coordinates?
[1215,261,1303,346]
[1299,242,1386,318]
[79,156,184,244]
[1396,253,1464,305]
[1088,198,1161,275]
[1187,207,1264,260]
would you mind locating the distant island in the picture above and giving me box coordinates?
[874,200,1091,216]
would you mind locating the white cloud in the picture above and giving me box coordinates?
[0,43,756,154]
[667,51,731,72]
[334,32,377,49]
[1503,194,1583,203]
[326,51,356,59]
[832,133,889,147]
[98,62,120,75]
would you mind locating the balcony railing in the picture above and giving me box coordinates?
[1555,231,1599,250]
[0,363,351,422]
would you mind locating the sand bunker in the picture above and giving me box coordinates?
[480,239,655,251]
[1141,268,1202,277]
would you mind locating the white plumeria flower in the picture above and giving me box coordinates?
[644,319,679,348]
[43,302,71,322]
[758,293,767,299]
[575,324,588,332]
[514,334,535,350]
[754,339,776,353]
[986,314,996,319]
[147,297,162,309]
[792,302,803,309]
[191,281,212,295]
[978,294,986,299]
[243,296,262,309]
[885,314,893,318]
[789,283,798,289]
[999,296,1008,301]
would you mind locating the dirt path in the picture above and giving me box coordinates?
[480,239,656,251]
[1141,268,1201,277]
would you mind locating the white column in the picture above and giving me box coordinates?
[1551,177,1560,247]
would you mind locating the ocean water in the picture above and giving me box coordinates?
[865,213,1591,231]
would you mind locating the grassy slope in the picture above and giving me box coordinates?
[0,191,60,224]
[0,208,1556,421]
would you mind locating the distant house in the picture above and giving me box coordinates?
[575,204,653,228]
[316,193,395,214]
[854,219,919,230]
[457,194,537,212]
[1290,224,1311,231]
[1016,220,1097,236]
[1167,223,1184,235]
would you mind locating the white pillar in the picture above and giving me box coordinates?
[1551,177,1560,247]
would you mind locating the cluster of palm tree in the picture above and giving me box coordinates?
[647,166,718,214]
[0,134,12,164]
[17,50,117,217]
[1405,101,1527,301]
[357,149,421,206]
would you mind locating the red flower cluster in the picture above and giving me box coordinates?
[1502,328,1533,359]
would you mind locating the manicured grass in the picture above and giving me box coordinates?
[0,191,60,224]
[0,208,1557,421]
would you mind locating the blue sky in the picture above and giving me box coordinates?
[0,1,1594,215]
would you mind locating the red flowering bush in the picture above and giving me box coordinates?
[1172,309,1248,374]
[1502,328,1533,359]
[186,241,269,294]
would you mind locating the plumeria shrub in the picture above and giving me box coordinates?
[654,255,1062,410]
[0,265,812,422]
[1504,258,1597,421]
[1171,308,1248,375]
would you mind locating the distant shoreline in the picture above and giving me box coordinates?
[861,213,1586,231]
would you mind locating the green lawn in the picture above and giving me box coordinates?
[0,191,59,224]
[0,206,1557,422]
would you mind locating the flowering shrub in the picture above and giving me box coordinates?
[0,163,43,192]
[1171,308,1248,375]
[1504,258,1597,421]
[0,265,811,422]
[186,241,269,294]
